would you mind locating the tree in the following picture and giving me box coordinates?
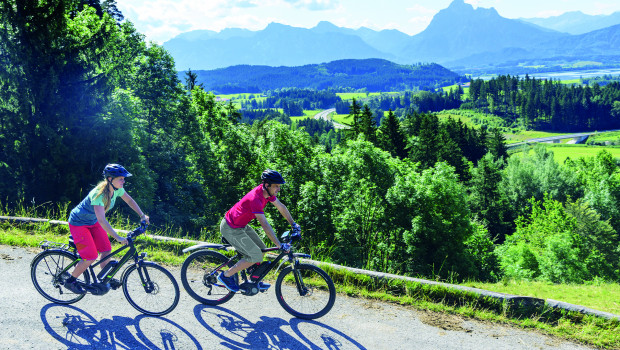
[0,0,143,204]
[408,113,441,169]
[358,104,378,145]
[487,128,508,161]
[378,109,407,159]
[497,195,619,283]
[468,153,512,242]
[386,161,479,280]
[184,69,201,91]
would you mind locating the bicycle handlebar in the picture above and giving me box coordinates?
[127,221,148,240]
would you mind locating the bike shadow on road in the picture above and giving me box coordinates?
[193,305,367,350]
[39,303,202,349]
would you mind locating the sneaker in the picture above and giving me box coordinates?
[217,271,239,293]
[258,281,271,291]
[64,280,86,294]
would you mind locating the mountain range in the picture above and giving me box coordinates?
[163,0,620,73]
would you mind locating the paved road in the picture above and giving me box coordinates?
[0,245,593,350]
[314,108,348,129]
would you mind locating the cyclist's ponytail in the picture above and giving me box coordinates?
[93,180,112,211]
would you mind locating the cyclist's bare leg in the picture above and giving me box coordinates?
[223,259,255,277]
[71,259,95,278]
[69,250,112,278]
[98,250,113,270]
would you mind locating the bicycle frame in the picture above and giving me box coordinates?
[42,224,151,293]
[182,235,311,294]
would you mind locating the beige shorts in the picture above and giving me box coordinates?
[220,218,266,263]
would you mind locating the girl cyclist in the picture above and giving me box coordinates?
[64,164,150,294]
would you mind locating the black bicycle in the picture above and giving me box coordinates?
[180,230,336,320]
[30,222,180,316]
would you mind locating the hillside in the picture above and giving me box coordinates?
[190,59,467,93]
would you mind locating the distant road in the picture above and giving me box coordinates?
[507,129,620,149]
[314,108,348,129]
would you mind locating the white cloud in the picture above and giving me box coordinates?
[283,0,339,11]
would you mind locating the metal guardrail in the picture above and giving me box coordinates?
[1,215,618,320]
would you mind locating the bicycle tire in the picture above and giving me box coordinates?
[122,262,180,316]
[180,250,235,305]
[275,263,336,319]
[31,249,90,304]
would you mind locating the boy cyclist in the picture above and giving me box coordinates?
[218,169,301,292]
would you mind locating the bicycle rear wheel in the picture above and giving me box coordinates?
[30,249,90,304]
[180,250,235,305]
[122,262,180,316]
[275,263,336,319]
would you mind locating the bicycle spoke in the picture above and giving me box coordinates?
[123,262,180,316]
[276,264,336,319]
[180,250,235,305]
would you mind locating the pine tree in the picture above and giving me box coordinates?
[378,110,407,159]
[358,105,377,145]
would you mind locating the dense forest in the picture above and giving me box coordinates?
[191,59,468,93]
[467,75,620,131]
[1,0,619,284]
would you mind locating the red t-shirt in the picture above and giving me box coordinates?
[225,185,276,228]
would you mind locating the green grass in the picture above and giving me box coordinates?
[336,92,383,101]
[435,109,507,130]
[588,131,620,144]
[503,130,570,144]
[514,144,620,163]
[463,280,620,315]
[331,113,352,125]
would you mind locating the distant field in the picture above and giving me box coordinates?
[336,92,383,100]
[332,113,352,125]
[215,93,266,108]
[588,131,620,143]
[503,131,571,144]
[515,144,620,162]
[302,110,321,118]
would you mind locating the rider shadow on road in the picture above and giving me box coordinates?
[40,303,202,350]
[193,305,366,350]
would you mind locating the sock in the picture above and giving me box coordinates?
[66,276,76,283]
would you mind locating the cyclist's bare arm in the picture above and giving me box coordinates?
[121,193,150,224]
[94,205,127,245]
[271,198,295,226]
[255,214,281,247]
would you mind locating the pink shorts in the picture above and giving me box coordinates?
[69,222,111,260]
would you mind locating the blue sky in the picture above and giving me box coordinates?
[114,0,620,44]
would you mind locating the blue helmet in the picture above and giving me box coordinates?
[102,164,132,178]
[261,169,285,184]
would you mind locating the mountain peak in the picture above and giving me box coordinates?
[447,0,473,11]
[445,0,498,17]
[315,21,339,30]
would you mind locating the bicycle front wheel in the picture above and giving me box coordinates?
[275,263,336,319]
[30,249,90,304]
[122,262,180,316]
[180,250,235,305]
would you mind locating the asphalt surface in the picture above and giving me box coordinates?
[0,244,595,350]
